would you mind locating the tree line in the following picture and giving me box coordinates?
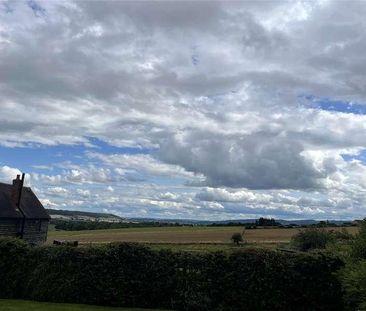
[52,217,357,231]
[51,219,190,231]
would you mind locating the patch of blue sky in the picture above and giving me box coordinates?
[0,144,81,174]
[87,137,152,155]
[301,95,366,114]
[341,149,366,162]
[0,137,153,174]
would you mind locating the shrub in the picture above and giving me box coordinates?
[332,228,354,241]
[350,219,366,260]
[341,260,366,310]
[340,219,366,310]
[291,228,334,251]
[0,238,29,298]
[0,238,344,310]
[231,232,243,245]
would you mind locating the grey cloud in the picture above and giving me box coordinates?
[159,130,323,189]
[3,1,366,218]
[78,1,225,32]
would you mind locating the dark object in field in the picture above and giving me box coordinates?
[53,239,78,246]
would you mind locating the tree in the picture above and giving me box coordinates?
[231,232,243,246]
[255,217,280,227]
[291,228,334,251]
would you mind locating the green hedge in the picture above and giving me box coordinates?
[0,239,344,310]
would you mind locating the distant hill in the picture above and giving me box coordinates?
[47,209,124,223]
[47,209,354,226]
[126,218,352,226]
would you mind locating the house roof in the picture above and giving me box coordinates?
[0,183,50,219]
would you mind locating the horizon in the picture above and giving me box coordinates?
[1,1,366,221]
[46,207,361,222]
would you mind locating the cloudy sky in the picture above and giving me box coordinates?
[1,0,366,220]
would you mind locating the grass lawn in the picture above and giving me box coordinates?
[0,300,167,311]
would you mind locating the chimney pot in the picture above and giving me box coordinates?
[12,174,24,210]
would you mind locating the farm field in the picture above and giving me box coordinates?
[0,300,167,311]
[47,225,359,245]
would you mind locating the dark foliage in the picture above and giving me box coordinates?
[52,218,356,231]
[349,219,366,260]
[291,228,335,251]
[0,238,345,310]
[231,232,243,245]
[52,220,188,231]
[0,238,29,298]
[255,217,281,227]
[331,228,354,241]
[339,219,366,310]
[341,260,366,310]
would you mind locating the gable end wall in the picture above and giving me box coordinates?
[22,219,49,245]
[0,219,21,238]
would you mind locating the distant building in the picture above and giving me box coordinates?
[0,174,50,245]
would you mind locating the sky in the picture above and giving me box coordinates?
[1,0,366,220]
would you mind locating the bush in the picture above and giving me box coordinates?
[340,219,366,310]
[350,219,366,260]
[0,238,344,310]
[341,260,366,310]
[231,232,243,245]
[291,228,334,251]
[0,238,29,298]
[332,228,354,241]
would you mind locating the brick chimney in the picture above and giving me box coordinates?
[12,173,25,211]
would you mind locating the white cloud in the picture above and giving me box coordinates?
[47,187,68,194]
[2,1,366,219]
[88,152,202,181]
[0,166,22,183]
[76,189,91,197]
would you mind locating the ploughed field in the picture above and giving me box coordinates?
[47,225,358,245]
